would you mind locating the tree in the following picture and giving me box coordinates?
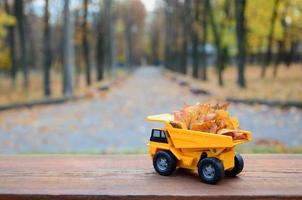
[103,0,113,74]
[96,23,104,81]
[26,7,38,70]
[235,0,246,88]
[163,0,182,72]
[14,0,28,88]
[187,0,209,80]
[208,0,224,86]
[62,0,74,96]
[149,8,164,66]
[261,0,280,78]
[200,0,209,81]
[82,0,91,85]
[4,0,17,85]
[180,0,192,75]
[208,0,234,86]
[95,0,114,80]
[120,0,146,68]
[164,1,173,69]
[124,11,133,68]
[273,1,290,77]
[43,0,52,96]
[192,0,200,79]
[74,9,81,88]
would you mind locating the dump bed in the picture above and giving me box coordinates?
[147,114,251,149]
[166,127,233,148]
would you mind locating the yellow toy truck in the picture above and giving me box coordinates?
[146,113,252,184]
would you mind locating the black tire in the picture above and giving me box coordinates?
[225,153,244,177]
[153,151,177,176]
[198,157,224,184]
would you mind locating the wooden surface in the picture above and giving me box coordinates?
[0,154,301,200]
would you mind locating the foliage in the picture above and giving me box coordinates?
[208,0,237,56]
[0,47,11,70]
[0,9,15,37]
[0,9,15,71]
[246,0,302,53]
[115,18,126,63]
[176,64,302,102]
[115,0,146,65]
[172,102,247,139]
[146,6,165,63]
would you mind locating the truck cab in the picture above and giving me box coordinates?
[150,129,168,143]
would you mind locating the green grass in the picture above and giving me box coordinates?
[236,145,302,154]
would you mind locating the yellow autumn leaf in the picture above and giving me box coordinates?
[172,102,242,139]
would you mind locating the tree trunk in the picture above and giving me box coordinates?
[62,0,74,96]
[103,0,113,75]
[200,0,209,81]
[14,0,28,88]
[192,1,200,79]
[180,0,191,75]
[164,2,173,70]
[82,0,91,85]
[74,10,81,89]
[124,27,132,68]
[273,2,290,77]
[285,41,296,67]
[4,0,17,86]
[235,0,246,88]
[96,33,104,80]
[96,12,105,81]
[208,0,224,86]
[218,61,223,86]
[261,0,280,78]
[273,40,282,77]
[151,33,159,65]
[25,11,37,70]
[172,1,180,72]
[124,9,133,69]
[43,0,52,96]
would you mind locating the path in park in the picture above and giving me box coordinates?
[0,67,301,153]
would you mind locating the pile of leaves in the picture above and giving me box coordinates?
[171,102,246,140]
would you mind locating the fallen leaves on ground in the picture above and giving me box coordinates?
[166,64,302,102]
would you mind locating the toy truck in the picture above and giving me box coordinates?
[146,113,252,184]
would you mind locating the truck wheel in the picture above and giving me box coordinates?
[153,151,176,176]
[225,153,244,177]
[198,157,224,184]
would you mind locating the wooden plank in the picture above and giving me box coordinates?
[0,155,301,200]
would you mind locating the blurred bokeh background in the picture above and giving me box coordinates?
[0,0,301,154]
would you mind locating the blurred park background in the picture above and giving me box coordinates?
[0,0,301,154]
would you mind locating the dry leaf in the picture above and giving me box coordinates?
[172,101,245,140]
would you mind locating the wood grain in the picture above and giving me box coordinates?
[0,154,301,200]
